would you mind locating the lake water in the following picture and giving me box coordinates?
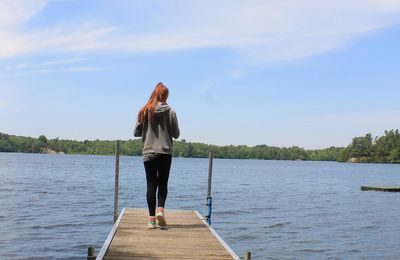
[0,153,399,260]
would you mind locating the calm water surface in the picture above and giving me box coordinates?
[0,153,400,259]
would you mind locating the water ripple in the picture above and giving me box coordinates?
[1,153,400,259]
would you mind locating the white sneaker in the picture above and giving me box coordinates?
[157,210,167,226]
[147,220,156,229]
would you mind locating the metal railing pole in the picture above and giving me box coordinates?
[114,140,120,223]
[206,151,213,225]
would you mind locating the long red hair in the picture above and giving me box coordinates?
[138,82,169,123]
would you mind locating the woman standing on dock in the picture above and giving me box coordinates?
[134,82,180,229]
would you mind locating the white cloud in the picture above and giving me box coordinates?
[0,0,47,58]
[0,56,106,77]
[29,22,116,53]
[40,57,86,66]
[4,57,85,72]
[0,65,108,78]
[0,0,47,27]
[6,63,32,71]
[1,0,400,62]
[107,0,400,63]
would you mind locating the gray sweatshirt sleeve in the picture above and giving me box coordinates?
[170,110,180,139]
[133,121,142,137]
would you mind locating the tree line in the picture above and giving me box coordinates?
[337,129,400,163]
[1,130,399,163]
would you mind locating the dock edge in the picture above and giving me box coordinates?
[96,208,126,260]
[194,210,240,260]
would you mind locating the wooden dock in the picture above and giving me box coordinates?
[96,208,240,260]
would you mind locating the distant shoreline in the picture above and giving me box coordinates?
[1,130,399,164]
[2,152,400,166]
[0,132,342,162]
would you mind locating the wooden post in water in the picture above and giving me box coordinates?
[245,251,251,260]
[87,246,96,260]
[114,140,120,223]
[206,151,213,225]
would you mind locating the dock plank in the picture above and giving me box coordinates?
[99,208,239,260]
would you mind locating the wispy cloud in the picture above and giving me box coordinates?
[0,65,109,78]
[0,56,106,77]
[4,57,86,72]
[40,57,86,66]
[0,0,48,58]
[1,0,400,63]
[6,63,32,71]
[0,0,47,26]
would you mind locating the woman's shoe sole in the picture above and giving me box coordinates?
[157,214,166,226]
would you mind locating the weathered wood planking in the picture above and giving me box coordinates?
[97,208,239,260]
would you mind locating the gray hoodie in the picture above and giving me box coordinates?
[134,102,180,161]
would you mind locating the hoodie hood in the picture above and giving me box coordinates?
[154,102,171,117]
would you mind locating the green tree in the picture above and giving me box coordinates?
[348,133,373,159]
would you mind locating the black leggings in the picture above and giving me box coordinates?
[143,154,172,216]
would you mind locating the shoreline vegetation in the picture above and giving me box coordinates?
[0,129,399,163]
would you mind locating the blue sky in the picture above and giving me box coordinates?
[1,0,400,148]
